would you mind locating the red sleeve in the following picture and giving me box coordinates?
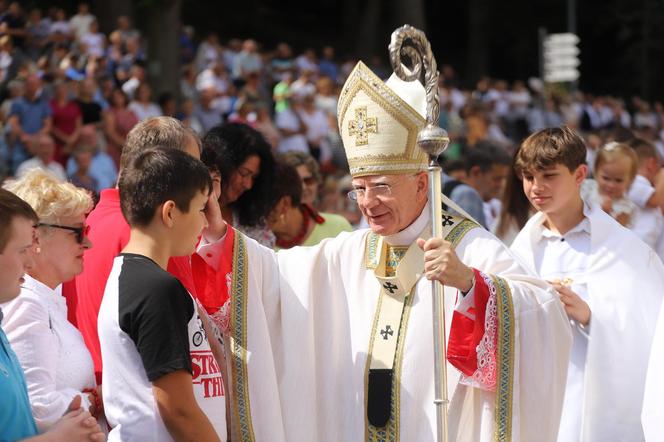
[447,268,491,376]
[191,228,235,316]
[73,201,130,385]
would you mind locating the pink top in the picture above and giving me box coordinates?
[106,107,139,167]
[50,100,81,164]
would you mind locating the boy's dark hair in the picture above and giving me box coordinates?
[438,157,466,174]
[515,126,586,176]
[119,147,211,227]
[465,141,512,173]
[267,160,303,211]
[0,188,38,253]
[201,123,275,227]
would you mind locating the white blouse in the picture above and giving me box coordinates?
[128,101,163,122]
[1,275,95,431]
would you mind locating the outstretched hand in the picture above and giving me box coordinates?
[203,184,227,243]
[417,237,474,292]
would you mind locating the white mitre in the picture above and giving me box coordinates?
[337,61,428,177]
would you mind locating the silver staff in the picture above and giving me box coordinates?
[389,25,451,442]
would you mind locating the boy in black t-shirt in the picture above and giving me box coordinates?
[98,147,226,441]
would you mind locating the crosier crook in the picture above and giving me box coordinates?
[389,24,451,442]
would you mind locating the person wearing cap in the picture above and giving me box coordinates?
[197,42,571,442]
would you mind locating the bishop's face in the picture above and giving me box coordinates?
[352,172,428,236]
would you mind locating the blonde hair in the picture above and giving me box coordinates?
[5,169,93,222]
[595,142,639,185]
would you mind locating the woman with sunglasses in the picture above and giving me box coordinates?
[1,169,103,432]
[280,150,321,207]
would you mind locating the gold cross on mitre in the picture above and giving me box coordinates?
[348,106,378,146]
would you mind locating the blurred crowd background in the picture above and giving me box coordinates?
[1,1,664,236]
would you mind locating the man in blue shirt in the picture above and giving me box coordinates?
[0,188,104,442]
[7,74,52,174]
[443,142,512,229]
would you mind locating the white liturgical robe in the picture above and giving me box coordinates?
[512,203,664,442]
[198,203,572,441]
[644,301,664,441]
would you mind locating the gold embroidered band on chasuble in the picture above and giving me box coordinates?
[337,61,430,177]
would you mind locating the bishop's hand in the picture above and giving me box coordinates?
[417,237,474,292]
[203,173,227,243]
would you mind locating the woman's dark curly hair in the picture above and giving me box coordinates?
[201,123,275,226]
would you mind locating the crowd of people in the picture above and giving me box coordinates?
[2,3,664,442]
[1,1,664,223]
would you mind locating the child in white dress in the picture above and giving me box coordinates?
[581,142,638,227]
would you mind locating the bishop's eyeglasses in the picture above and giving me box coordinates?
[346,176,415,202]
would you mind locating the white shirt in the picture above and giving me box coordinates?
[633,207,664,249]
[1,275,95,431]
[128,101,163,122]
[275,109,309,154]
[80,32,105,58]
[50,20,71,36]
[194,41,222,71]
[483,198,501,231]
[121,77,140,100]
[656,227,664,264]
[298,108,331,162]
[628,174,656,209]
[531,210,591,442]
[15,158,67,182]
[196,69,230,94]
[69,13,95,39]
[99,255,226,441]
[290,79,316,98]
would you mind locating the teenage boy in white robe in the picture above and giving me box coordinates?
[510,126,664,441]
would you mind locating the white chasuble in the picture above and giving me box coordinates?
[644,302,664,441]
[198,204,572,441]
[512,204,664,442]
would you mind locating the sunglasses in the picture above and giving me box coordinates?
[38,223,90,244]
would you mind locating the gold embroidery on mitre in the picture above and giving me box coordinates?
[348,106,378,146]
[337,61,428,177]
